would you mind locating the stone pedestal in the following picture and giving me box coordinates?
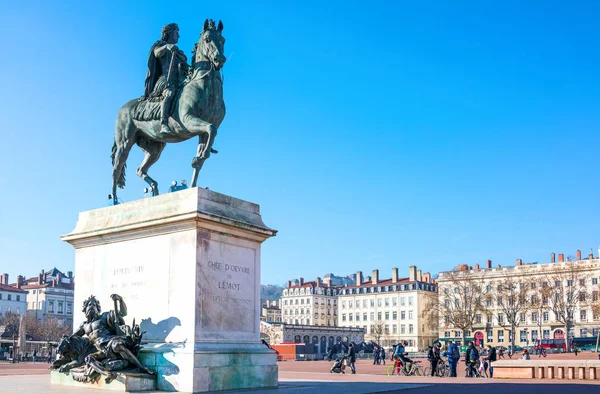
[61,187,278,392]
[51,370,156,392]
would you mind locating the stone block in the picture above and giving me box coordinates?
[50,370,155,392]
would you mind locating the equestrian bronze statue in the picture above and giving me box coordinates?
[111,19,226,205]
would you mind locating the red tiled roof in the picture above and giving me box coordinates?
[0,283,28,294]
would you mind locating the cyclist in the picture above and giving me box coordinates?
[394,341,413,374]
[466,341,479,377]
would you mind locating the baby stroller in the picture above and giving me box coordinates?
[330,355,347,374]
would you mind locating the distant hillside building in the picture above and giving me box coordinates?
[281,277,339,326]
[0,274,28,317]
[16,268,74,327]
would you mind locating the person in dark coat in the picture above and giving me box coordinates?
[346,343,357,374]
[485,345,497,378]
[380,347,386,365]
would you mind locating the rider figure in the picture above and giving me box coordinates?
[394,341,413,373]
[144,23,189,135]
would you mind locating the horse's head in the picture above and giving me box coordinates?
[195,19,226,70]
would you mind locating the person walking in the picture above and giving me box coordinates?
[380,347,386,365]
[485,345,497,378]
[443,340,460,377]
[373,346,379,365]
[347,343,356,374]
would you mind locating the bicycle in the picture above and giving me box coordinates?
[434,359,449,377]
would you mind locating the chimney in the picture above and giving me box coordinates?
[577,250,582,260]
[498,264,502,268]
[57,273,63,284]
[551,253,556,263]
[516,259,523,266]
[423,272,431,283]
[589,249,594,259]
[365,275,371,282]
[372,269,379,285]
[0,273,7,285]
[38,273,43,285]
[323,276,331,286]
[474,264,480,270]
[67,271,73,279]
[16,275,24,289]
[391,268,399,283]
[356,271,363,286]
[299,277,304,286]
[487,260,492,269]
[287,280,292,288]
[316,277,322,287]
[558,254,564,262]
[457,264,469,271]
[409,266,417,281]
[417,269,422,281]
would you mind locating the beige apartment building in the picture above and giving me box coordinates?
[17,268,75,327]
[437,250,600,348]
[260,300,282,323]
[281,277,339,326]
[337,266,438,351]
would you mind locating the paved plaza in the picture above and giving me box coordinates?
[2,357,600,394]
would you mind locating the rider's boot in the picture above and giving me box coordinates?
[160,90,174,135]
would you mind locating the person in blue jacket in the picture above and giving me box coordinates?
[442,340,460,377]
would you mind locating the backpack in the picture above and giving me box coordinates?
[427,347,434,360]
[451,345,460,360]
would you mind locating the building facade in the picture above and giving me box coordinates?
[437,250,600,348]
[260,321,364,353]
[0,274,28,317]
[261,300,282,323]
[17,268,75,327]
[337,266,438,351]
[281,277,339,326]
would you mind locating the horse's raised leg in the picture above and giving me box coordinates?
[181,115,217,163]
[136,138,166,196]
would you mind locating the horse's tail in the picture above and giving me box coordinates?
[111,140,126,189]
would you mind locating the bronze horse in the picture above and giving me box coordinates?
[111,20,226,204]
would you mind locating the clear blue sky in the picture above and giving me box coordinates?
[1,1,598,286]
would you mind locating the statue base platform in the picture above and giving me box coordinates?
[51,370,156,392]
[61,187,278,392]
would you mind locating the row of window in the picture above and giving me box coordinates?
[444,278,599,295]
[341,296,414,309]
[447,310,599,326]
[443,328,600,342]
[282,298,337,306]
[0,293,21,301]
[342,310,414,322]
[340,283,435,295]
[283,308,337,316]
[284,318,338,326]
[0,306,20,314]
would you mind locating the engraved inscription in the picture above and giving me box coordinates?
[199,239,256,333]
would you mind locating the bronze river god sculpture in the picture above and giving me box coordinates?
[111,19,226,205]
[51,294,152,383]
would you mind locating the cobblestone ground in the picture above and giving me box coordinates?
[1,356,600,393]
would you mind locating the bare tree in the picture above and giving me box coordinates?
[488,276,531,354]
[0,312,21,362]
[426,269,487,345]
[370,320,386,346]
[545,263,593,352]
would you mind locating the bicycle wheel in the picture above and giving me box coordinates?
[386,365,395,376]
[422,367,430,376]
